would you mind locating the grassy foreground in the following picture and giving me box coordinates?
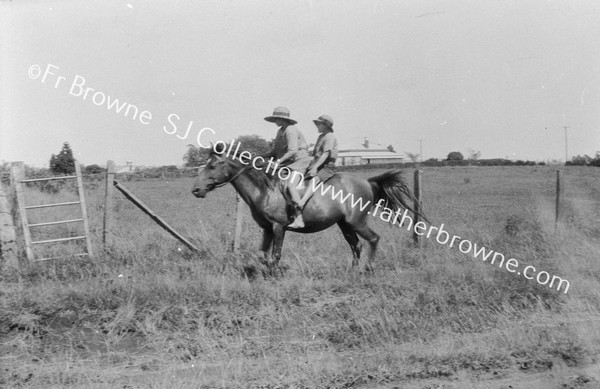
[1,166,600,388]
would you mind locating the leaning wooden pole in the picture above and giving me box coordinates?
[113,180,200,253]
[103,161,115,248]
[412,169,422,247]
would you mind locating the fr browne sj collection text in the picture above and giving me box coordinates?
[28,63,215,145]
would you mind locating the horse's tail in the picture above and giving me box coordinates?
[367,169,430,224]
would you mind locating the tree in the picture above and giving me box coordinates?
[568,154,592,166]
[236,134,271,155]
[467,149,481,161]
[183,145,211,167]
[83,164,105,174]
[183,135,271,167]
[50,142,76,174]
[405,152,420,163]
[446,151,464,161]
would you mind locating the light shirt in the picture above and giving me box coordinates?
[312,131,338,164]
[266,124,308,164]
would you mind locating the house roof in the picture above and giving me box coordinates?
[115,165,133,173]
[338,150,404,159]
[339,148,391,153]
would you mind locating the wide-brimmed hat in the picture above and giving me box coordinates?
[264,106,297,125]
[313,114,334,131]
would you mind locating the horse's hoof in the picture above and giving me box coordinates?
[242,265,258,280]
[261,267,280,279]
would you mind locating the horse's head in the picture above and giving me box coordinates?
[191,148,233,198]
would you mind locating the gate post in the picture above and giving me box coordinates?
[103,160,116,248]
[232,194,243,252]
[0,186,18,269]
[555,170,561,230]
[10,162,33,261]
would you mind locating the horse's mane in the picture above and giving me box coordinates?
[222,152,276,190]
[244,161,276,190]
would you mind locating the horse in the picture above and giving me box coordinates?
[191,149,425,273]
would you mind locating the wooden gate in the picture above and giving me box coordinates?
[10,161,93,261]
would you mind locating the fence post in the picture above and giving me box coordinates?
[103,160,115,248]
[555,170,561,230]
[412,169,422,247]
[0,186,18,270]
[10,162,34,261]
[232,194,243,252]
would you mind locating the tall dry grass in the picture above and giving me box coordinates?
[1,166,599,388]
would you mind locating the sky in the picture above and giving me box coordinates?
[2,0,599,167]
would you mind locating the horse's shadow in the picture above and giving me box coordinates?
[241,263,282,280]
[241,260,290,280]
[222,251,289,281]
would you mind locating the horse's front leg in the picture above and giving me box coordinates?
[260,228,274,262]
[270,223,286,270]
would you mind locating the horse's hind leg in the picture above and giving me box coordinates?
[354,225,380,272]
[337,221,362,268]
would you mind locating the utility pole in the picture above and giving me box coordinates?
[546,126,570,164]
[418,139,424,163]
[563,126,569,164]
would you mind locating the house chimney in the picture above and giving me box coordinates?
[126,161,133,172]
[363,137,369,149]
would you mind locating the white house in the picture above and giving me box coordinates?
[335,138,404,166]
[115,161,134,174]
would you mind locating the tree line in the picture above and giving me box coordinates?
[2,139,597,188]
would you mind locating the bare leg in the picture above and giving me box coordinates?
[298,177,319,208]
[287,181,302,205]
[286,174,306,228]
[337,221,362,268]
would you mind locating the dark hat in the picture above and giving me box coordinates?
[264,106,297,125]
[313,114,334,131]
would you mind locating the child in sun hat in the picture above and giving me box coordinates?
[287,114,338,228]
[262,106,312,225]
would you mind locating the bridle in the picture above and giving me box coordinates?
[213,165,250,188]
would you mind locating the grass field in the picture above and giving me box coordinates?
[1,165,600,388]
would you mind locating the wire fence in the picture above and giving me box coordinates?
[0,166,200,189]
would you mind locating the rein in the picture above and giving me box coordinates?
[214,166,250,188]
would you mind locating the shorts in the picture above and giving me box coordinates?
[316,166,336,182]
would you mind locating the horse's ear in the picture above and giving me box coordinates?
[208,142,216,157]
[213,142,226,155]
